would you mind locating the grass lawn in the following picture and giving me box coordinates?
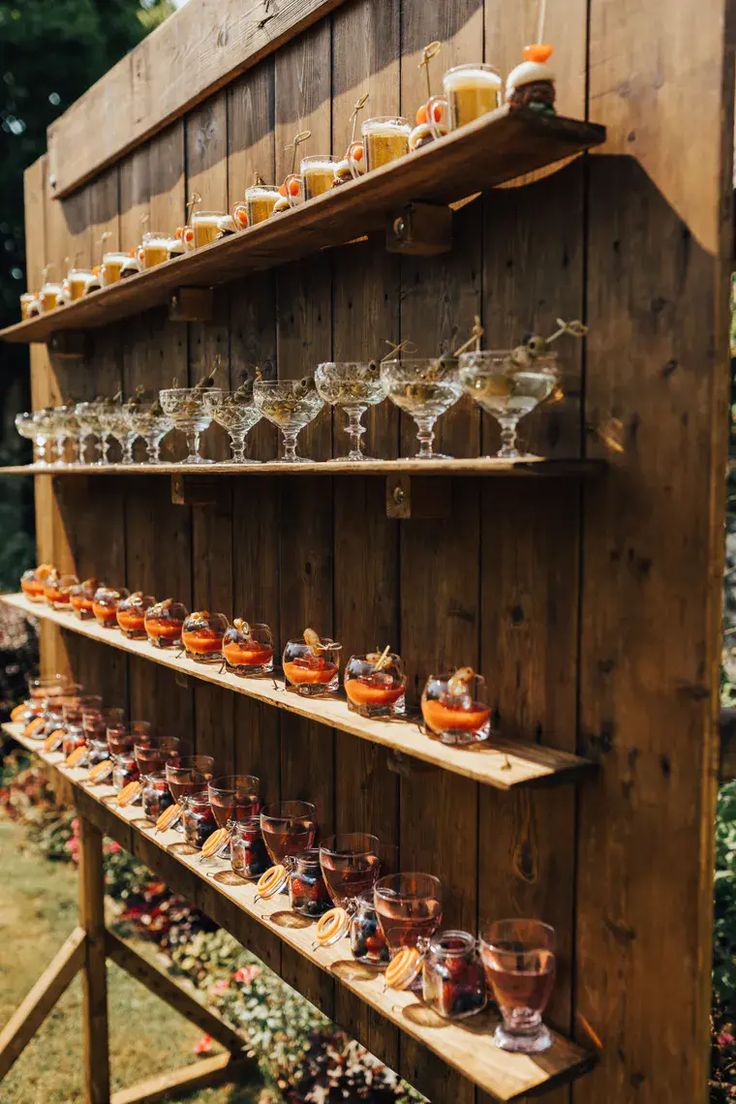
[0,819,265,1104]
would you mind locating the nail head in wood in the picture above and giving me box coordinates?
[171,474,228,508]
[386,202,452,255]
[169,286,214,322]
[386,474,451,519]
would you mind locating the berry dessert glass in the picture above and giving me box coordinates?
[283,628,341,696]
[319,833,381,909]
[287,850,332,918]
[116,592,155,639]
[202,386,262,464]
[350,896,390,967]
[260,800,317,866]
[344,649,406,718]
[70,577,99,620]
[92,586,129,628]
[480,919,556,1053]
[458,349,559,459]
[181,610,228,662]
[145,599,188,649]
[141,772,176,821]
[159,387,222,465]
[422,930,487,1020]
[231,817,270,879]
[421,668,491,746]
[380,356,463,459]
[222,619,274,675]
[314,361,386,461]
[182,791,218,849]
[253,378,324,463]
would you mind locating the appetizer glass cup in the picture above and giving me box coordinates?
[260,800,317,865]
[422,930,487,1021]
[133,735,182,777]
[374,873,443,954]
[145,600,189,649]
[92,586,129,628]
[319,833,381,909]
[159,387,222,465]
[253,379,325,463]
[44,572,78,610]
[300,155,337,200]
[344,653,406,718]
[458,350,559,459]
[421,671,491,746]
[202,389,261,463]
[116,592,155,639]
[443,63,503,129]
[245,184,280,224]
[222,621,274,675]
[181,611,228,662]
[127,403,173,464]
[283,636,342,696]
[361,117,411,170]
[142,232,170,269]
[208,774,262,828]
[314,361,386,461]
[105,404,137,464]
[100,251,128,286]
[70,578,99,620]
[479,919,556,1053]
[381,357,463,459]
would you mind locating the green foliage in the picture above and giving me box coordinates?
[714,781,736,1010]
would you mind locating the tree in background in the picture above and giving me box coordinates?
[0,0,175,589]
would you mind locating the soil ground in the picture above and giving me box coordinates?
[0,819,264,1104]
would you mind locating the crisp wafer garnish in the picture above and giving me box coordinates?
[201,827,231,859]
[369,645,392,672]
[447,666,475,697]
[65,745,88,768]
[156,804,182,833]
[117,780,141,807]
[43,729,65,752]
[11,703,29,722]
[385,946,423,990]
[233,618,251,637]
[255,864,287,899]
[89,760,113,783]
[24,717,46,738]
[315,907,349,946]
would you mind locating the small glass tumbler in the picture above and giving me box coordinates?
[260,800,317,865]
[20,566,49,602]
[222,620,274,675]
[287,849,332,918]
[374,873,443,954]
[202,389,261,463]
[422,930,487,1020]
[480,919,556,1054]
[380,357,463,459]
[283,636,342,696]
[314,361,386,461]
[159,387,222,465]
[253,379,324,463]
[458,350,559,459]
[144,600,189,649]
[361,117,411,170]
[300,155,338,200]
[70,578,99,620]
[443,63,503,129]
[112,751,139,792]
[421,670,492,746]
[44,571,77,610]
[319,833,381,908]
[182,610,228,662]
[344,653,406,718]
[350,896,390,967]
[93,586,129,628]
[231,817,270,879]
[116,592,155,639]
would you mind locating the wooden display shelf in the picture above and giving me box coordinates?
[0,457,602,479]
[1,592,595,791]
[1,107,605,346]
[3,722,597,1102]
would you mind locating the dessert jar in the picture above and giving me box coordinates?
[182,791,218,849]
[344,651,406,718]
[141,772,176,821]
[70,577,99,619]
[287,850,333,918]
[230,816,270,879]
[349,896,390,967]
[421,930,487,1020]
[282,629,341,696]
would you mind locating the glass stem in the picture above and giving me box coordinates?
[185,428,201,462]
[145,435,161,464]
[34,437,46,464]
[229,431,247,463]
[78,432,91,464]
[281,428,299,462]
[414,415,437,460]
[54,436,66,464]
[121,435,134,464]
[497,416,521,459]
[343,405,367,461]
[99,433,111,464]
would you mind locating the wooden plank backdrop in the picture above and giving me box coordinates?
[19,0,733,1100]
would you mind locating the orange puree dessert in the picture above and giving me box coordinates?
[116,592,155,639]
[282,627,342,696]
[182,611,227,662]
[144,599,188,648]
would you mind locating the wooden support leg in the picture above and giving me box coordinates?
[78,815,111,1104]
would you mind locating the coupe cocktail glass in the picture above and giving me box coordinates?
[314,361,386,461]
[260,800,317,865]
[15,412,47,466]
[74,401,104,465]
[344,651,406,717]
[380,357,463,459]
[127,401,173,464]
[159,387,222,465]
[51,406,79,466]
[480,919,556,1054]
[105,403,137,464]
[458,350,559,459]
[421,669,491,746]
[202,388,261,463]
[253,379,324,463]
[319,833,381,909]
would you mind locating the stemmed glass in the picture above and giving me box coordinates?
[128,401,173,464]
[96,400,123,465]
[479,919,556,1053]
[50,405,79,466]
[202,388,262,463]
[314,361,386,461]
[380,357,463,459]
[106,403,137,464]
[75,401,105,465]
[159,387,223,465]
[374,873,442,952]
[15,412,48,466]
[458,350,559,459]
[253,379,324,463]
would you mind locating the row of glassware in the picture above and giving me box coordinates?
[20,43,557,318]
[21,566,492,748]
[14,670,558,1054]
[15,353,560,465]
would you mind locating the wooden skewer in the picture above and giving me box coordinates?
[349,92,369,144]
[536,0,547,43]
[453,315,485,357]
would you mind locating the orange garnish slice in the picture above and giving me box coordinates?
[43,729,65,752]
[415,104,429,126]
[155,804,182,832]
[352,144,363,162]
[65,745,88,768]
[117,780,141,807]
[315,907,349,946]
[255,864,287,899]
[385,946,423,990]
[278,182,287,197]
[288,178,300,197]
[36,564,54,580]
[24,717,46,738]
[88,760,113,783]
[523,43,553,62]
[175,226,183,239]
[128,248,136,257]
[201,827,231,858]
[235,209,248,227]
[10,704,28,722]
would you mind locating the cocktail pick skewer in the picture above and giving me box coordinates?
[284,129,312,176]
[453,315,485,357]
[380,338,418,362]
[186,192,202,220]
[349,92,369,144]
[140,213,150,230]
[536,0,547,44]
[544,318,588,345]
[418,40,441,100]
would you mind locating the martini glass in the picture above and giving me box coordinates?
[159,387,222,464]
[253,379,324,463]
[380,358,463,459]
[314,361,386,461]
[458,350,559,459]
[202,389,262,463]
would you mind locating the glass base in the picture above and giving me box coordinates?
[185,650,224,664]
[290,680,339,696]
[333,454,380,463]
[436,726,490,747]
[493,1023,552,1054]
[347,698,406,719]
[183,455,214,465]
[228,457,262,465]
[273,455,311,464]
[225,662,274,676]
[412,451,453,461]
[147,636,179,649]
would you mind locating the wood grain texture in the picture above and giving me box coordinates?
[78,815,110,1104]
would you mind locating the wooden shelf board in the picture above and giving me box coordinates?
[3,722,597,1102]
[1,107,605,346]
[1,593,594,791]
[0,457,602,479]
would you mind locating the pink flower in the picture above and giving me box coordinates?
[232,965,261,985]
[210,978,230,994]
[718,1031,735,1048]
[71,817,79,833]
[106,841,122,854]
[193,1034,213,1055]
